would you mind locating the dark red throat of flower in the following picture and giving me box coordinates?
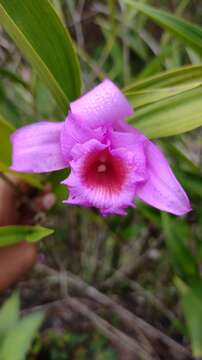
[82,149,127,193]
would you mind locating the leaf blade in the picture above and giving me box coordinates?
[0,114,14,166]
[0,0,81,113]
[176,278,202,357]
[126,83,201,109]
[128,85,202,138]
[124,1,202,56]
[1,311,44,360]
[0,226,54,247]
[124,65,202,93]
[0,293,20,338]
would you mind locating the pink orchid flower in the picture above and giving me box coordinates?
[11,80,191,216]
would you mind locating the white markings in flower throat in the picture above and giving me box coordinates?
[97,154,107,173]
[97,164,107,173]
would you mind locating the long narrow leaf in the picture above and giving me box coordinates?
[1,312,44,360]
[124,65,202,92]
[161,213,199,278]
[0,226,54,247]
[124,1,202,56]
[0,293,19,337]
[0,0,81,113]
[176,278,202,358]
[128,85,202,138]
[0,68,30,90]
[126,83,201,109]
[0,161,42,189]
[0,114,14,166]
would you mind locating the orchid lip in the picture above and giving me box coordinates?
[81,148,128,194]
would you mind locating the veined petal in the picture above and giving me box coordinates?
[70,79,133,129]
[110,130,147,182]
[111,147,146,183]
[11,121,65,173]
[110,127,145,148]
[136,140,191,215]
[60,113,104,163]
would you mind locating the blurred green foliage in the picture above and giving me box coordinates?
[0,293,43,360]
[30,329,117,360]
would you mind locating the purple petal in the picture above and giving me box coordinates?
[60,113,104,164]
[110,129,147,182]
[111,147,146,184]
[110,128,145,149]
[136,140,191,215]
[70,79,133,129]
[11,121,65,173]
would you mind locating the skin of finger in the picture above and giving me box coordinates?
[0,176,37,291]
[0,176,19,226]
[0,242,38,292]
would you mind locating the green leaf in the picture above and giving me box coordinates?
[0,226,54,247]
[137,202,160,227]
[161,213,199,279]
[1,312,44,360]
[162,142,201,176]
[124,65,202,93]
[128,84,202,138]
[175,171,202,198]
[176,278,202,357]
[124,1,202,56]
[137,44,175,79]
[0,0,81,114]
[0,293,19,338]
[126,83,201,109]
[0,114,14,166]
[0,160,43,190]
[0,68,30,90]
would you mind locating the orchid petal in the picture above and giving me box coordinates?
[60,113,104,163]
[110,128,145,148]
[11,121,65,173]
[70,79,133,129]
[136,140,191,215]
